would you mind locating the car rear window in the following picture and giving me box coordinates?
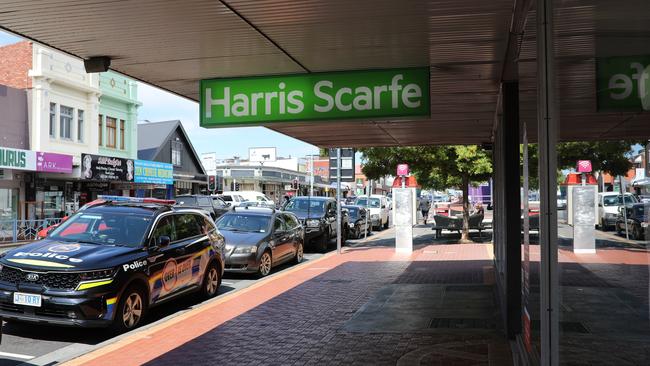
[177,197,197,205]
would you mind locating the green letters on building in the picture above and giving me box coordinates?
[200,68,430,126]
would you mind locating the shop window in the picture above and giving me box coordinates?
[77,109,84,142]
[98,114,103,146]
[171,140,182,166]
[49,103,56,137]
[106,117,117,148]
[59,105,73,139]
[120,119,125,149]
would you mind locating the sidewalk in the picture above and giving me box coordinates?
[65,228,512,366]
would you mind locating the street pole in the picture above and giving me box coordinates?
[310,154,314,197]
[620,175,629,240]
[336,148,342,254]
[364,179,372,239]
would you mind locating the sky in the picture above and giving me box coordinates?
[0,31,319,160]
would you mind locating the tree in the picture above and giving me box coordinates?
[524,141,638,189]
[360,145,492,242]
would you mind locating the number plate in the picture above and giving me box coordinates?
[13,292,42,307]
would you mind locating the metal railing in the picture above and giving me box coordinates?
[0,218,64,243]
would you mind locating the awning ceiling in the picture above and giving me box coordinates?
[0,0,648,147]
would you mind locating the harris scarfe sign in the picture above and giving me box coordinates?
[200,68,430,126]
[597,55,650,111]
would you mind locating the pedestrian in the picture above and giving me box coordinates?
[419,195,431,224]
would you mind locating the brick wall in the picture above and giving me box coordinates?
[0,41,32,89]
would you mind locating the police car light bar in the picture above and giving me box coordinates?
[97,195,176,205]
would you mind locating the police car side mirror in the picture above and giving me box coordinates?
[158,236,171,248]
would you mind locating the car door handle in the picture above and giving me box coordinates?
[175,248,185,255]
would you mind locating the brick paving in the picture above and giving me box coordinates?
[66,228,512,366]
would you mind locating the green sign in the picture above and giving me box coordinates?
[200,68,430,126]
[597,55,650,111]
[0,147,36,171]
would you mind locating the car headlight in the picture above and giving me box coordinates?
[233,246,258,254]
[306,219,320,228]
[371,214,379,220]
[225,244,234,252]
[79,268,117,281]
[605,213,616,218]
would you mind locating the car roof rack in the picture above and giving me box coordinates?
[97,195,176,205]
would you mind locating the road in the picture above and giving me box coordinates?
[0,233,381,366]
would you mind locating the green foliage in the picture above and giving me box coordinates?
[523,141,638,189]
[360,146,492,188]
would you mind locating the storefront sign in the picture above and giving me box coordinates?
[200,68,431,126]
[134,160,173,185]
[81,154,134,182]
[597,55,650,110]
[36,152,73,173]
[0,146,36,171]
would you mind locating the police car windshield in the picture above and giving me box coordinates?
[49,211,152,247]
[216,214,270,233]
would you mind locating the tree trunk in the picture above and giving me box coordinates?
[461,174,470,242]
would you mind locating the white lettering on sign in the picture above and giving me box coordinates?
[205,74,423,118]
[608,62,650,101]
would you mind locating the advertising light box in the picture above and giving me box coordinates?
[200,68,430,126]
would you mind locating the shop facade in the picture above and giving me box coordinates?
[138,120,207,197]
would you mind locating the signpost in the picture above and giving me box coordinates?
[336,148,342,255]
[200,68,431,127]
[329,148,355,182]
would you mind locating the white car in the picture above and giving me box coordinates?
[354,195,389,230]
[598,192,638,230]
[223,190,276,208]
[216,193,246,207]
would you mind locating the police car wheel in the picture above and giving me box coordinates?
[201,262,220,298]
[113,286,146,332]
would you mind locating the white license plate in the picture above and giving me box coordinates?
[13,292,42,307]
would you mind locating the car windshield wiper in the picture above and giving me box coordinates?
[74,239,102,245]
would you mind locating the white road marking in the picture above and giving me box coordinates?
[221,281,235,285]
[0,351,34,360]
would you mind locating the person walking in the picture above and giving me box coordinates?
[419,195,431,224]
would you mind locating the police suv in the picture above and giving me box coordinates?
[0,196,225,331]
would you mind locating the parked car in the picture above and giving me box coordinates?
[217,193,247,207]
[223,191,275,208]
[598,192,638,230]
[0,196,225,331]
[282,196,347,252]
[211,196,233,217]
[354,195,389,230]
[216,207,304,277]
[175,194,230,220]
[615,203,649,240]
[342,205,371,239]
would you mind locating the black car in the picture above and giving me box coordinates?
[282,196,347,252]
[0,196,225,331]
[342,205,371,239]
[217,207,304,277]
[175,194,230,220]
[615,203,649,240]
